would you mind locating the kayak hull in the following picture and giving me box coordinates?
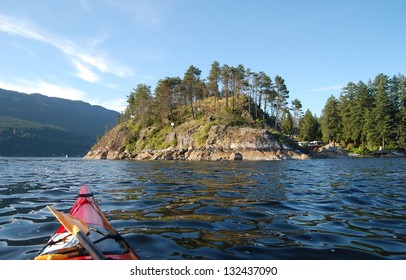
[36,186,139,260]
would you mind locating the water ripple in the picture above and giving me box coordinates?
[0,157,405,259]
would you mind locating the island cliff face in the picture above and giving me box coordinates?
[84,122,309,161]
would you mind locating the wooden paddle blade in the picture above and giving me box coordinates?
[47,206,89,235]
[34,254,69,260]
[47,206,105,260]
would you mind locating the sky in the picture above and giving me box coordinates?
[0,0,405,116]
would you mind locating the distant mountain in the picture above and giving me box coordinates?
[0,88,119,157]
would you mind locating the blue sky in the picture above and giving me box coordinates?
[0,0,405,116]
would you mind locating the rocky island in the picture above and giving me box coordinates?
[84,65,405,161]
[84,74,310,161]
[84,122,309,161]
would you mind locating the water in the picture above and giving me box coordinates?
[0,157,405,260]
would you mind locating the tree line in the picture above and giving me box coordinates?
[123,63,405,152]
[319,73,406,152]
[123,61,303,132]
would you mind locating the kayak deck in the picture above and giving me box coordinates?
[35,186,139,260]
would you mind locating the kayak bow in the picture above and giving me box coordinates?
[35,186,139,260]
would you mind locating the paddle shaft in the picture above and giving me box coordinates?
[76,230,105,260]
[47,206,105,260]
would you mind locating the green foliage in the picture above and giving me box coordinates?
[192,122,213,146]
[299,110,320,141]
[123,121,143,152]
[123,61,296,136]
[148,126,174,150]
[125,84,154,127]
[119,63,405,153]
[320,73,406,151]
[352,146,369,155]
[216,109,247,127]
[268,129,284,143]
[320,96,341,144]
[280,108,294,137]
[0,116,90,156]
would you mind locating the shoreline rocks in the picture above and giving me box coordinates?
[83,125,310,161]
[84,146,310,161]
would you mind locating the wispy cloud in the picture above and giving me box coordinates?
[0,78,125,112]
[79,0,94,14]
[0,79,87,101]
[92,97,127,113]
[12,42,36,57]
[0,14,133,82]
[304,84,344,93]
[71,59,101,83]
[0,14,46,41]
[107,0,162,27]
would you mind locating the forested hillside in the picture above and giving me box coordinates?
[121,62,301,137]
[0,89,118,157]
[119,62,404,154]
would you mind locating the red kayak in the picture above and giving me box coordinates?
[35,186,139,260]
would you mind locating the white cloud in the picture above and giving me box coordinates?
[92,97,127,113]
[0,79,127,112]
[0,79,87,101]
[107,0,162,27]
[0,14,46,42]
[0,14,133,82]
[72,59,101,83]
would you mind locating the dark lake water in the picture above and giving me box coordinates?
[0,157,405,260]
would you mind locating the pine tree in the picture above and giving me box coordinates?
[280,108,294,138]
[396,74,406,149]
[220,64,230,109]
[339,82,356,145]
[291,99,303,135]
[368,74,397,149]
[126,84,154,127]
[274,75,289,129]
[353,81,372,149]
[207,61,221,111]
[155,77,182,124]
[299,109,319,141]
[183,65,202,119]
[321,96,341,146]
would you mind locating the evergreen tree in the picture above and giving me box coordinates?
[220,64,231,108]
[280,108,294,138]
[155,77,182,124]
[396,74,406,149]
[291,99,303,135]
[353,81,372,149]
[321,96,341,146]
[126,84,154,127]
[339,82,356,145]
[260,73,275,118]
[299,109,319,141]
[245,69,256,116]
[229,65,246,110]
[368,74,397,149]
[273,75,289,129]
[207,61,221,111]
[183,65,202,119]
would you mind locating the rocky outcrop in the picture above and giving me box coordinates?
[84,123,309,161]
[310,144,350,159]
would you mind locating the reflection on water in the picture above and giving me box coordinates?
[0,157,405,259]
